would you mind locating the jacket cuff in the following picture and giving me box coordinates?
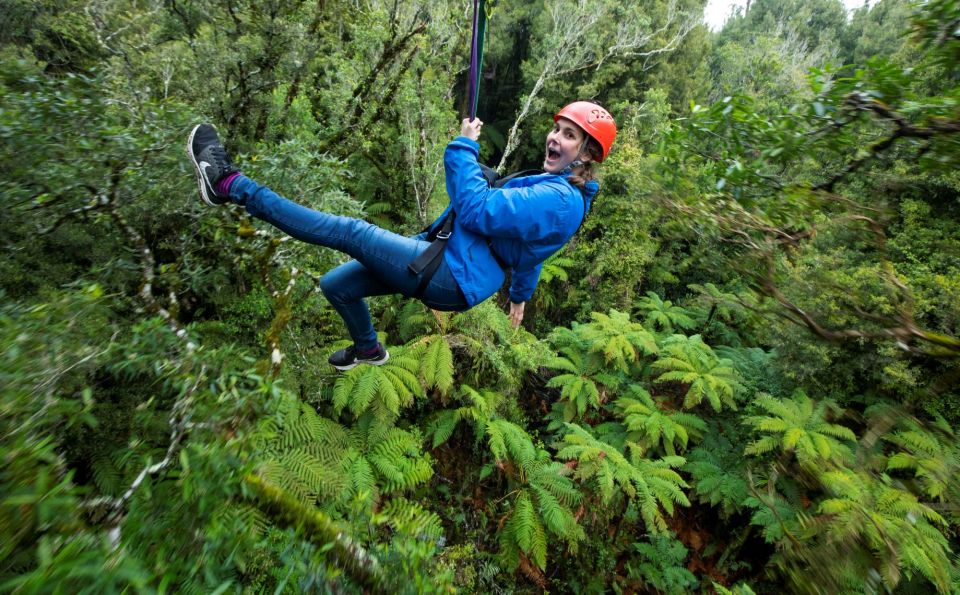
[450,136,481,153]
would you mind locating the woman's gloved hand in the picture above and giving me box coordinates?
[460,118,483,141]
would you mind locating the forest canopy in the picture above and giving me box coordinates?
[1,0,958,592]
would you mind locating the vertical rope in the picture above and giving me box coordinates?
[467,0,487,121]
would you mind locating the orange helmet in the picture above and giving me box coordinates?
[554,101,617,162]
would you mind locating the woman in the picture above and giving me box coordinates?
[187,101,616,370]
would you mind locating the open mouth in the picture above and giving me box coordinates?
[546,146,561,161]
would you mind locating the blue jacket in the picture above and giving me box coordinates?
[430,136,598,307]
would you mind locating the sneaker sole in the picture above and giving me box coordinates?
[186,124,221,207]
[331,350,390,371]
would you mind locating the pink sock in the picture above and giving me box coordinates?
[216,172,241,196]
[359,343,381,356]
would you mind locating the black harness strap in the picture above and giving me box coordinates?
[408,210,455,298]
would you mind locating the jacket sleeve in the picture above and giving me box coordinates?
[444,137,573,240]
[509,263,543,304]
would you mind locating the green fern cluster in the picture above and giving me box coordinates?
[487,421,585,571]
[635,291,697,334]
[254,399,432,508]
[544,309,658,421]
[877,408,960,502]
[801,467,953,593]
[652,334,744,411]
[332,347,423,419]
[556,423,689,533]
[626,535,699,594]
[683,434,750,518]
[615,385,707,456]
[426,384,505,448]
[744,391,855,469]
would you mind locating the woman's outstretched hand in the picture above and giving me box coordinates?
[460,118,483,141]
[509,301,525,329]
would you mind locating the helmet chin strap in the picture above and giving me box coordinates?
[568,137,591,170]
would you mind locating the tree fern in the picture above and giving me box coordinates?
[486,419,537,470]
[501,490,549,570]
[91,452,124,496]
[396,300,436,342]
[576,310,658,373]
[880,412,959,502]
[425,384,504,448]
[539,254,574,285]
[684,434,750,518]
[687,282,749,345]
[482,418,585,571]
[714,345,781,398]
[652,334,743,411]
[626,535,699,594]
[377,496,444,541]
[744,391,855,469]
[253,402,353,504]
[615,385,707,456]
[419,335,455,396]
[253,399,433,510]
[544,345,607,421]
[807,468,952,593]
[742,491,800,544]
[367,427,434,493]
[534,253,576,310]
[635,291,697,334]
[555,423,689,533]
[351,413,433,496]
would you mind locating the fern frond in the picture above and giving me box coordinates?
[379,497,444,541]
[486,419,536,468]
[421,336,454,396]
[504,490,548,570]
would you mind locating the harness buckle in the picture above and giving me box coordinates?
[435,230,452,240]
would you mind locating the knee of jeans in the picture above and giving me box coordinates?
[319,272,346,303]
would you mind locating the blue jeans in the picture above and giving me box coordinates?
[229,175,468,351]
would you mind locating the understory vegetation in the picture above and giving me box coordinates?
[1,0,958,592]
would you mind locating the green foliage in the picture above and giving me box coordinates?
[744,391,855,469]
[652,334,744,411]
[877,408,960,503]
[483,421,584,571]
[377,497,444,542]
[616,385,707,456]
[684,434,751,518]
[545,345,607,422]
[332,347,423,420]
[556,423,689,533]
[576,310,659,373]
[635,291,697,334]
[255,401,433,508]
[626,535,699,594]
[801,468,954,593]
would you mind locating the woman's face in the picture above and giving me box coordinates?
[543,117,589,174]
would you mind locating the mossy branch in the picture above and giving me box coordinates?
[243,473,391,592]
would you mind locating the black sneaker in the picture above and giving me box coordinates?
[328,344,390,371]
[186,123,239,206]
